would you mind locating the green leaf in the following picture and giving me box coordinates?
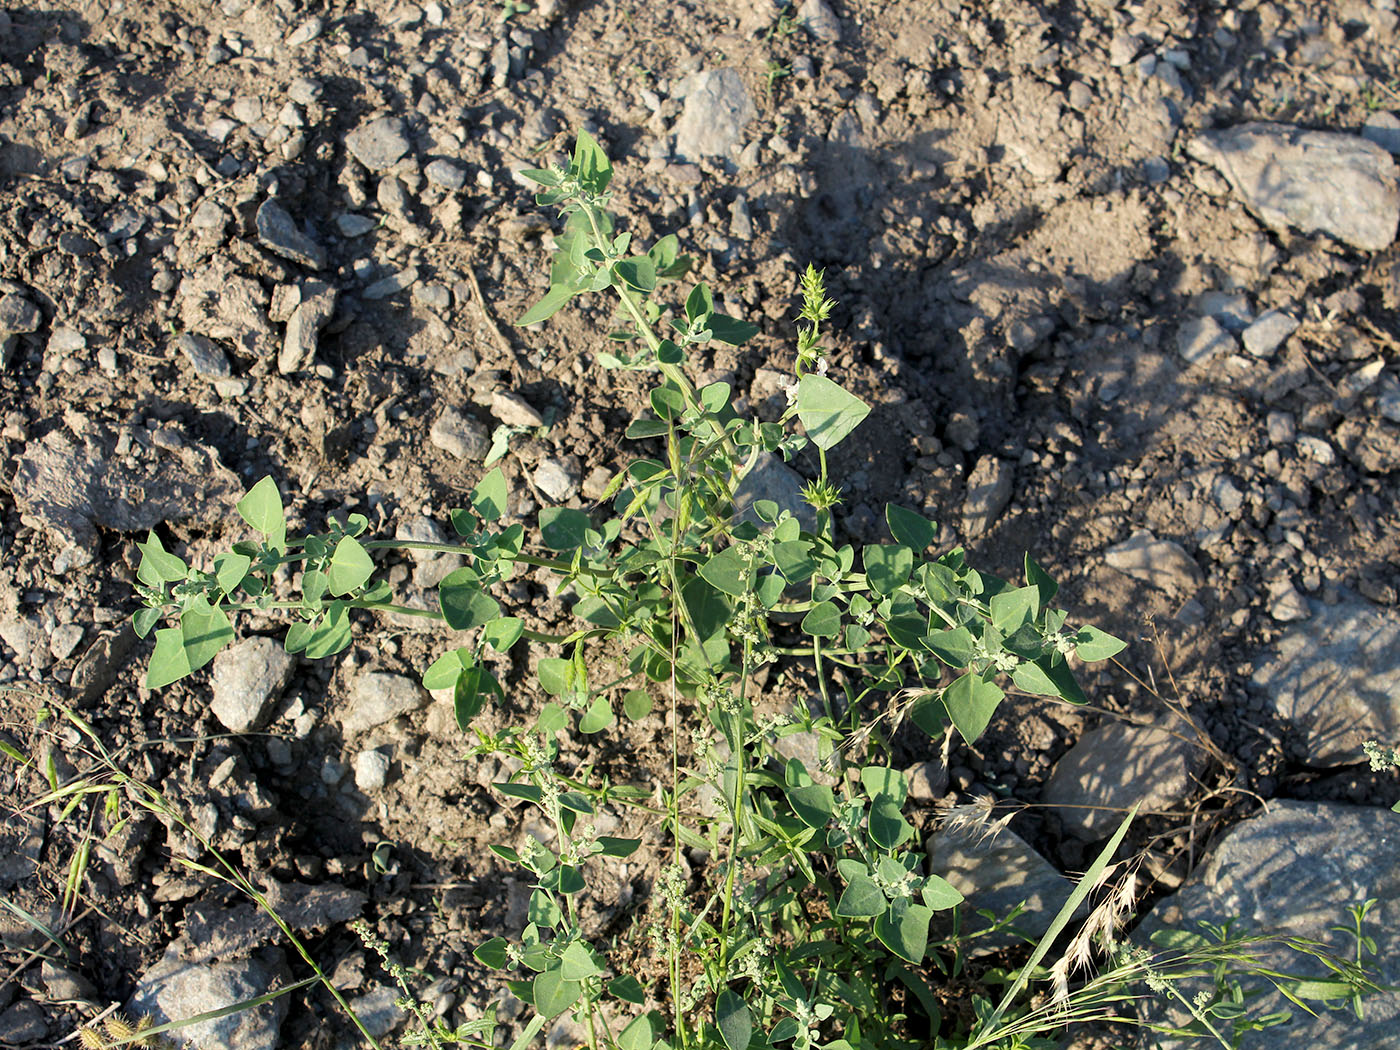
[529,890,563,929]
[481,616,523,652]
[572,128,612,195]
[886,505,937,551]
[132,606,163,639]
[685,282,713,324]
[787,783,835,829]
[327,536,374,596]
[864,545,913,597]
[800,601,841,638]
[921,874,964,911]
[534,967,582,1018]
[611,977,647,1008]
[560,941,604,980]
[622,689,653,720]
[615,256,656,293]
[303,604,352,659]
[708,314,759,346]
[875,900,932,964]
[578,697,615,734]
[214,552,252,596]
[439,571,502,630]
[715,989,752,1050]
[1073,625,1126,662]
[771,540,816,585]
[455,665,502,730]
[539,507,591,550]
[923,626,977,668]
[422,647,472,690]
[626,418,670,439]
[537,658,570,695]
[518,284,580,326]
[699,548,749,597]
[869,796,913,850]
[1024,554,1059,606]
[474,937,509,969]
[796,374,870,451]
[989,585,1040,634]
[1017,656,1087,704]
[859,767,908,806]
[1011,660,1059,697]
[943,672,1005,745]
[237,476,287,551]
[146,627,192,689]
[597,836,641,858]
[835,874,886,918]
[472,468,509,522]
[137,532,187,585]
[180,597,233,674]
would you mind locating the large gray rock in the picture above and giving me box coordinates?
[129,940,289,1050]
[1250,599,1400,764]
[673,69,756,160]
[278,281,336,374]
[926,825,1078,954]
[1104,530,1203,592]
[962,456,1013,537]
[732,452,816,533]
[1188,123,1400,251]
[342,672,428,735]
[1138,801,1400,1049]
[210,637,295,733]
[345,116,411,171]
[255,199,326,270]
[1042,720,1196,838]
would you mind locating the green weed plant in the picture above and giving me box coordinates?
[124,131,1384,1050]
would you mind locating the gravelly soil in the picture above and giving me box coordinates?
[2,0,1400,1046]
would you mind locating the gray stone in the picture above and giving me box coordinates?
[926,825,1077,954]
[47,327,85,354]
[905,760,949,802]
[0,1000,47,1043]
[0,294,40,334]
[190,199,227,231]
[1188,122,1400,250]
[1296,434,1337,465]
[1138,801,1400,1049]
[1378,378,1400,425]
[49,622,84,661]
[364,266,418,299]
[182,884,366,959]
[413,283,452,312]
[256,199,326,270]
[733,452,816,533]
[129,941,289,1050]
[354,749,391,791]
[429,407,490,461]
[1242,308,1299,358]
[673,69,757,160]
[1176,314,1236,365]
[1267,579,1311,622]
[278,282,336,374]
[0,807,43,888]
[1251,598,1400,764]
[335,213,378,237]
[1042,720,1196,838]
[533,457,580,502]
[343,672,428,735]
[1362,110,1400,155]
[210,637,295,733]
[491,390,545,427]
[962,456,1013,537]
[424,158,467,189]
[797,0,840,42]
[175,333,231,378]
[349,985,402,1037]
[70,625,137,704]
[1104,529,1203,592]
[1196,290,1254,332]
[288,77,322,105]
[345,116,411,172]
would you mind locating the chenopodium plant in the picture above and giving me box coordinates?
[132,130,1132,1050]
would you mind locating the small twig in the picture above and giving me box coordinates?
[464,264,518,365]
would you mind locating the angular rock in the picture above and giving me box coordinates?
[1362,110,1400,155]
[926,825,1078,954]
[355,749,391,792]
[1175,315,1236,365]
[491,390,545,428]
[129,940,289,1050]
[182,884,366,960]
[342,672,428,735]
[70,625,138,705]
[178,259,272,355]
[962,456,1013,537]
[424,158,467,189]
[175,333,231,378]
[0,1000,47,1043]
[1242,309,1299,358]
[345,116,411,172]
[1250,598,1400,764]
[533,457,580,502]
[255,199,326,270]
[0,806,43,889]
[673,69,757,160]
[278,281,336,374]
[429,407,490,461]
[364,266,418,299]
[1188,122,1400,251]
[0,293,41,334]
[210,637,295,733]
[797,0,840,42]
[1104,530,1203,592]
[1042,720,1196,838]
[336,213,377,237]
[1138,801,1400,1049]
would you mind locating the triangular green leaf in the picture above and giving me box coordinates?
[796,374,870,450]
